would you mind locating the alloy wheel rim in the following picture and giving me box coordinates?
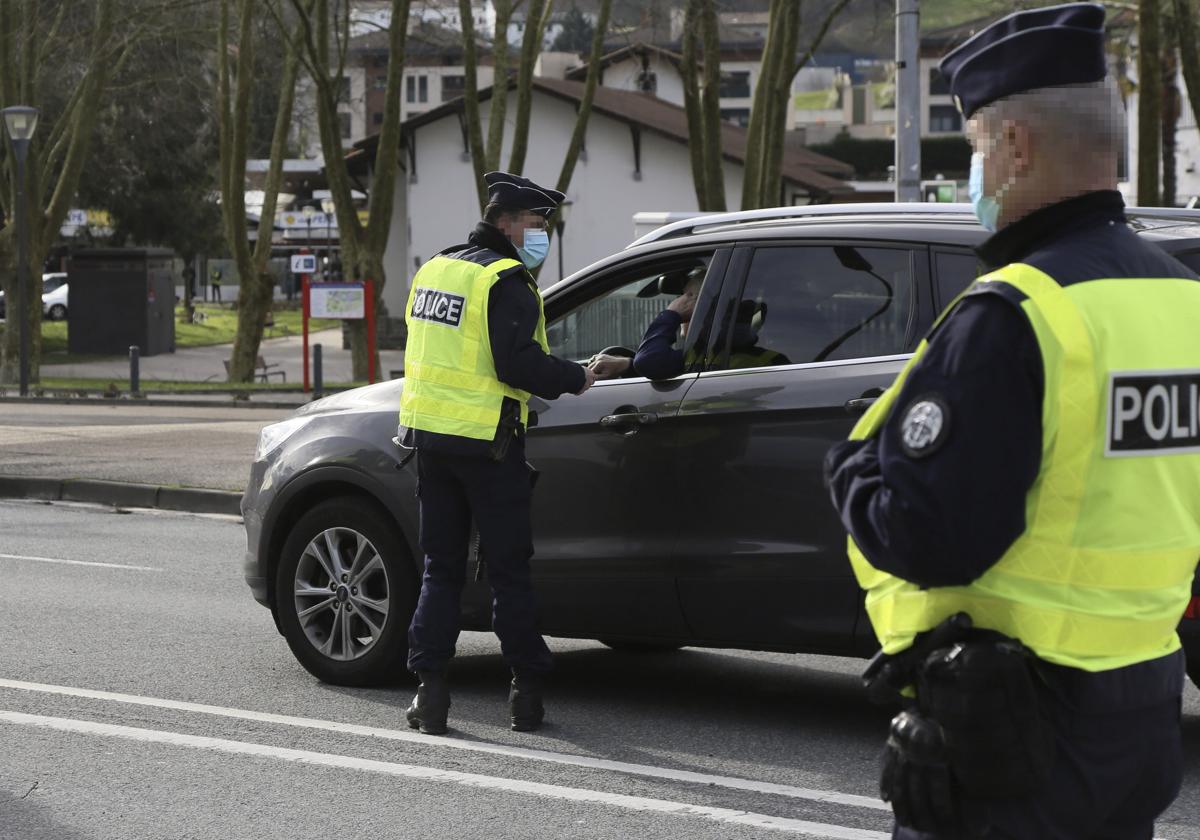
[293,527,390,661]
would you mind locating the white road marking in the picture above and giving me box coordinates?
[0,710,889,840]
[0,677,886,811]
[0,553,162,572]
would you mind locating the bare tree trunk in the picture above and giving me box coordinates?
[1139,0,1162,205]
[699,0,726,211]
[680,0,709,208]
[508,0,552,174]
[227,9,301,382]
[486,0,514,171]
[553,0,612,197]
[1162,24,1179,207]
[458,0,489,211]
[741,0,784,210]
[284,0,411,380]
[0,0,117,384]
[756,0,800,208]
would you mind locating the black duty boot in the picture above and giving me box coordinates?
[509,671,545,732]
[406,670,450,735]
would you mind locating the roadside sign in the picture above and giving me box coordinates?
[921,180,958,202]
[291,254,318,274]
[310,282,365,319]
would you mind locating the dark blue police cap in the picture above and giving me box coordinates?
[484,171,565,218]
[938,2,1107,119]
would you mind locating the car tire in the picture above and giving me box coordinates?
[275,498,416,686]
[48,304,66,321]
[598,639,684,653]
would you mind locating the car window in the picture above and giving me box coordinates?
[933,250,982,310]
[545,253,714,362]
[718,245,915,367]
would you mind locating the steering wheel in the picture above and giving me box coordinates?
[597,345,635,359]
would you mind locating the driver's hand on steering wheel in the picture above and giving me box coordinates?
[587,354,633,380]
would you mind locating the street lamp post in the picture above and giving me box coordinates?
[320,198,335,282]
[3,106,39,396]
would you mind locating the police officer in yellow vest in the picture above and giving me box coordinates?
[825,5,1200,837]
[400,172,594,735]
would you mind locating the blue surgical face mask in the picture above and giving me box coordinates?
[517,228,549,269]
[969,152,1001,233]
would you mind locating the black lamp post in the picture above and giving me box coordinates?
[3,106,39,396]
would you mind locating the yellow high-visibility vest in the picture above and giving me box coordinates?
[848,263,1200,672]
[399,255,548,441]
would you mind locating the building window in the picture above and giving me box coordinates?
[406,75,429,103]
[719,70,751,99]
[373,111,384,126]
[373,74,387,90]
[339,112,352,139]
[442,74,466,102]
[928,104,962,133]
[338,76,352,102]
[720,108,750,127]
[929,67,950,96]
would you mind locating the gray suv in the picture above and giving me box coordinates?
[241,203,1200,687]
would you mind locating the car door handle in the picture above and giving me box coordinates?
[599,411,659,435]
[844,388,885,415]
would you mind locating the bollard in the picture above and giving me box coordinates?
[129,345,140,394]
[313,343,323,400]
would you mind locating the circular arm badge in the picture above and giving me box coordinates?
[899,395,951,458]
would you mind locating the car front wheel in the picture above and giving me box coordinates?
[48,304,66,321]
[275,498,416,686]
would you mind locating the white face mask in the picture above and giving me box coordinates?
[968,141,1018,233]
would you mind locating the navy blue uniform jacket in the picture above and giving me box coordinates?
[825,191,1196,707]
[401,223,585,457]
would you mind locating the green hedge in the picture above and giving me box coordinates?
[810,134,973,181]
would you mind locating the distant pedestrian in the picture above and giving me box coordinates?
[210,268,223,303]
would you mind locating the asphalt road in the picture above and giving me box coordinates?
[0,403,292,491]
[1,500,1197,840]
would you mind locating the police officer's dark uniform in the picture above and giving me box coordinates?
[826,5,1200,838]
[400,172,586,734]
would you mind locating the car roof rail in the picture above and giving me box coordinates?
[627,203,976,248]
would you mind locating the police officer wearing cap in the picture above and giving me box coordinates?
[826,4,1200,837]
[400,171,595,735]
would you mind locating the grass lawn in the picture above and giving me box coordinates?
[1,304,339,363]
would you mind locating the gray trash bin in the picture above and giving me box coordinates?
[67,248,176,356]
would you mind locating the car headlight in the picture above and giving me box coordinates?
[255,416,314,461]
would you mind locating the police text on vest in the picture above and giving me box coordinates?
[410,288,466,328]
[1107,371,1200,455]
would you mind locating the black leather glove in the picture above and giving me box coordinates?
[881,710,961,836]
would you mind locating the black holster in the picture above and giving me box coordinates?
[865,613,1055,799]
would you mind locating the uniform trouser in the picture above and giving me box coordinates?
[892,692,1183,840]
[406,442,553,676]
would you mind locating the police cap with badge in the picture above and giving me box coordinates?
[484,171,564,218]
[937,2,1108,119]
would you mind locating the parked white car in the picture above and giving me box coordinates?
[41,273,67,320]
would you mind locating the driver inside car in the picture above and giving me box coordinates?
[588,269,789,381]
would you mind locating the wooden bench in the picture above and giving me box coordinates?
[224,356,286,383]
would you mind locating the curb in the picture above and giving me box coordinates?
[0,475,242,517]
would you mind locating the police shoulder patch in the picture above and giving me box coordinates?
[899,394,951,458]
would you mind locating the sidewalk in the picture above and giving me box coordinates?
[0,403,291,498]
[41,328,405,384]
